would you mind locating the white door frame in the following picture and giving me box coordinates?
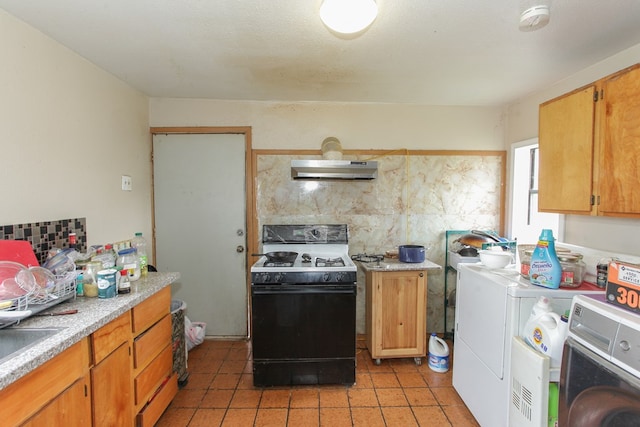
[150,126,254,337]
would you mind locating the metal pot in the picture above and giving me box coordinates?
[457,247,478,257]
[399,245,426,263]
[252,251,298,263]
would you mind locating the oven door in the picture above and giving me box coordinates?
[251,284,356,360]
[559,337,640,427]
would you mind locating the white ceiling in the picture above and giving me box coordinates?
[2,0,640,106]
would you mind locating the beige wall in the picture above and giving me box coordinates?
[0,10,153,251]
[150,99,506,150]
[506,43,640,255]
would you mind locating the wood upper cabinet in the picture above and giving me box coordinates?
[539,63,640,217]
[598,67,640,216]
[539,85,596,214]
[365,269,427,364]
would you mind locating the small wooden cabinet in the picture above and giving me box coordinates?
[365,269,427,365]
[539,63,640,217]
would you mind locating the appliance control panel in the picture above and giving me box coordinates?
[251,271,357,284]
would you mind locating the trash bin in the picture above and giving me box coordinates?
[171,300,189,387]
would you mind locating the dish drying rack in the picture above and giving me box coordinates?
[0,271,78,328]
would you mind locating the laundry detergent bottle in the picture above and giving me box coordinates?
[529,229,562,289]
[523,297,569,369]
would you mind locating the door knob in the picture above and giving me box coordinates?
[236,246,245,253]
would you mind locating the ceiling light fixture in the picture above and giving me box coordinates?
[319,0,378,35]
[519,4,550,31]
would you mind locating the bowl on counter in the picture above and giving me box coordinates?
[479,249,513,269]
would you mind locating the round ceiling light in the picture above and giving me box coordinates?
[519,5,550,31]
[319,0,378,35]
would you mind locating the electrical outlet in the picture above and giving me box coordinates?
[121,175,132,191]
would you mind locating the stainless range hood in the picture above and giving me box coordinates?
[291,160,378,180]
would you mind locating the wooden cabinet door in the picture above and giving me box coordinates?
[23,373,91,427]
[599,65,640,216]
[92,342,133,427]
[369,270,427,358]
[539,85,597,214]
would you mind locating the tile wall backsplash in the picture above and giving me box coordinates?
[1,218,86,264]
[256,153,504,334]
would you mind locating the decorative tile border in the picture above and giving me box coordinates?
[1,218,86,264]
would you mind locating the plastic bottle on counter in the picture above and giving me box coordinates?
[131,233,148,277]
[428,333,450,373]
[597,258,611,288]
[92,243,117,269]
[116,248,141,281]
[529,229,562,289]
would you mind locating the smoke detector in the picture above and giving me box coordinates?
[519,5,550,31]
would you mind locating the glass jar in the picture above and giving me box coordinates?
[520,249,533,279]
[559,253,586,288]
[116,248,141,281]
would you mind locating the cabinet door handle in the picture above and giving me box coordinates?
[419,273,424,277]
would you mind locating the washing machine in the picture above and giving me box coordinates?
[560,294,640,426]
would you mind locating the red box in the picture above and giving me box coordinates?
[606,260,640,314]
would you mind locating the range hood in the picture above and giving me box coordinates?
[291,160,378,180]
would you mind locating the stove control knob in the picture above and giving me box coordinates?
[335,272,346,282]
[260,273,271,282]
[323,273,331,282]
[274,273,285,282]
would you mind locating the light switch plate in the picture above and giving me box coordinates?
[121,175,132,191]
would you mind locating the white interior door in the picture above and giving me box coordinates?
[153,133,247,337]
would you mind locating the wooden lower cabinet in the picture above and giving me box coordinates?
[23,373,92,427]
[365,269,428,364]
[0,338,91,426]
[132,287,177,427]
[0,288,177,427]
[92,342,133,426]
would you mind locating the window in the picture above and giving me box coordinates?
[509,138,562,244]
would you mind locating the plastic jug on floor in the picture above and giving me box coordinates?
[428,333,450,373]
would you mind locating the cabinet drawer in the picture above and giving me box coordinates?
[92,311,131,364]
[137,373,178,427]
[0,337,90,426]
[131,286,170,334]
[134,344,172,406]
[133,314,172,370]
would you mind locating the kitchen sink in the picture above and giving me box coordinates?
[0,328,64,365]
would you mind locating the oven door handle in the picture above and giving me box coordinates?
[252,286,356,295]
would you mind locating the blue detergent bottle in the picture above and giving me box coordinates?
[529,229,562,289]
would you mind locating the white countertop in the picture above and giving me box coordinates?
[0,271,180,391]
[357,258,442,272]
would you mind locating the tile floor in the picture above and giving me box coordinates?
[157,337,480,427]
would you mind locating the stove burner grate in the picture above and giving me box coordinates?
[263,261,294,268]
[316,257,346,268]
